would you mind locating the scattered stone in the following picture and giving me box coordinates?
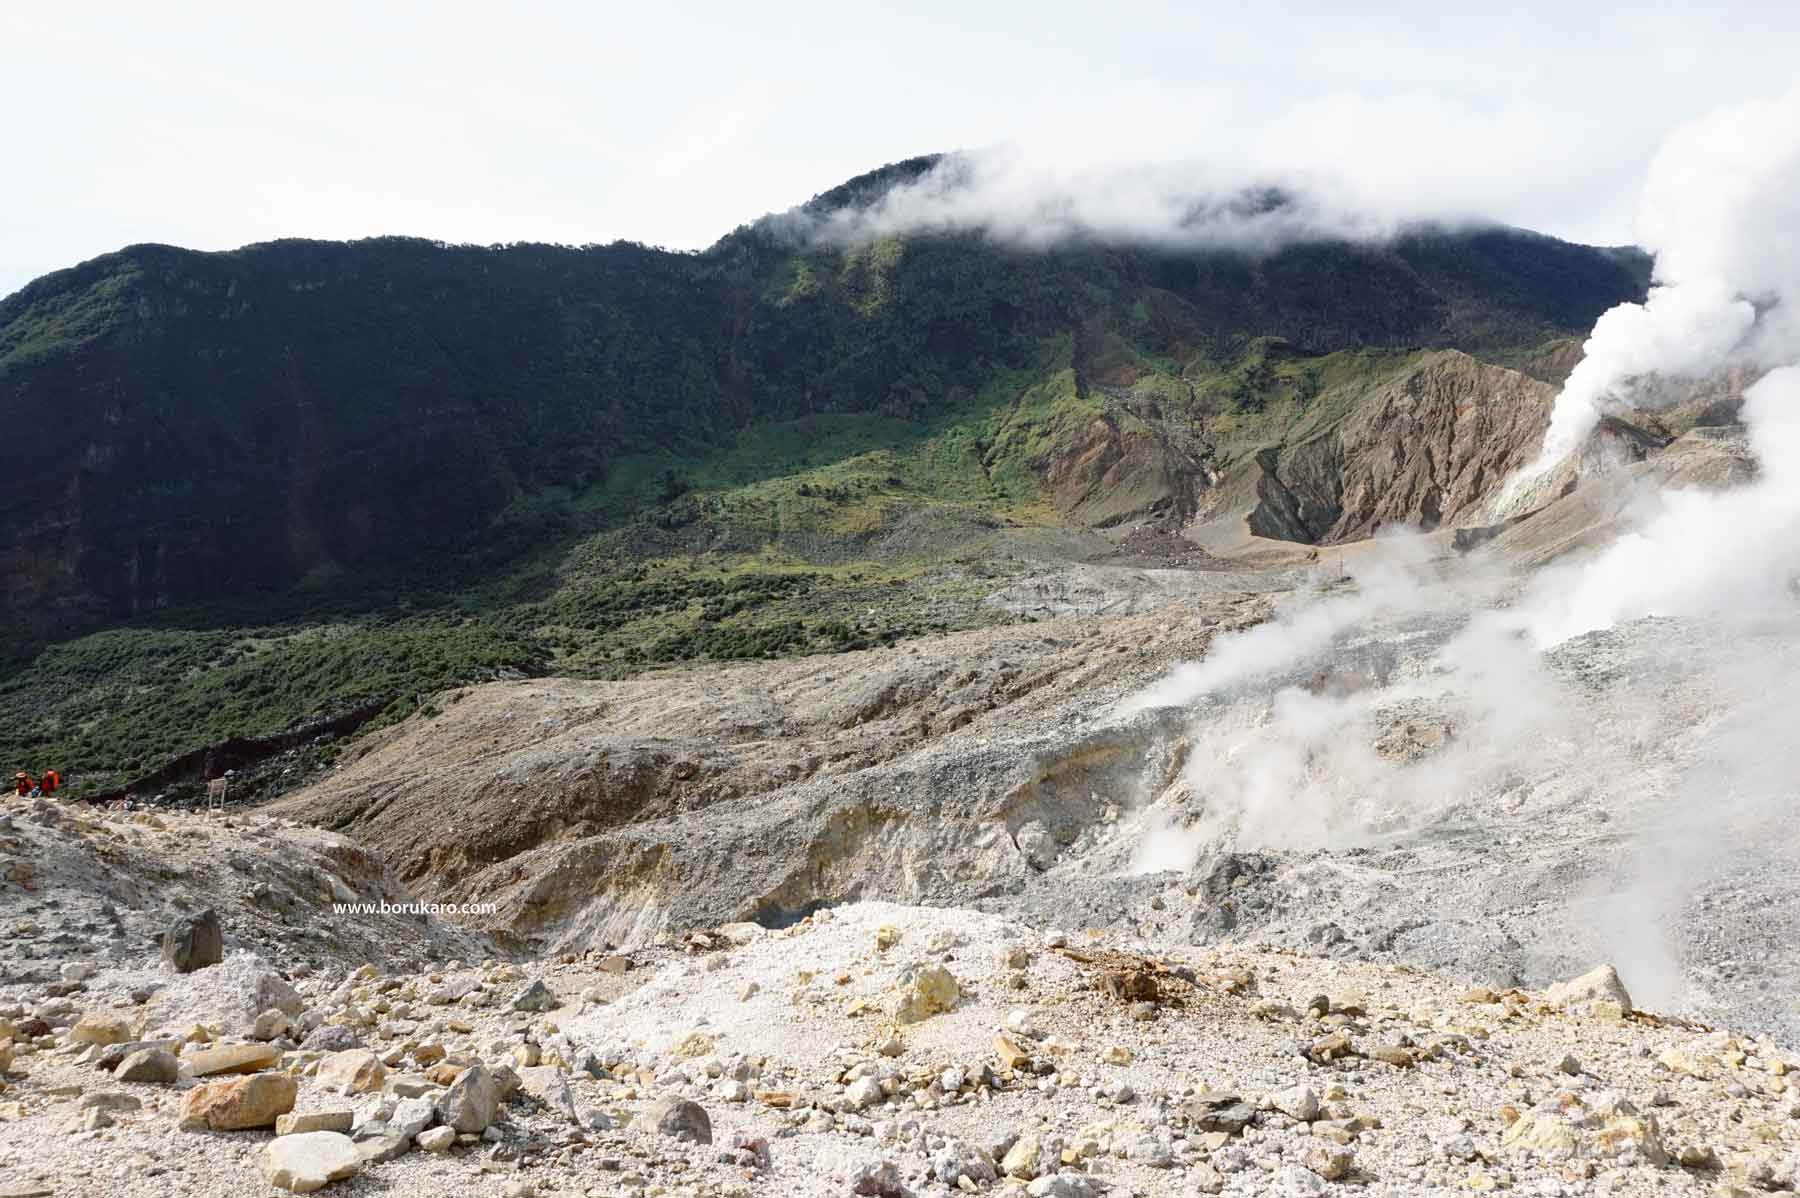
[1546,964,1634,1014]
[276,1111,355,1136]
[67,1013,131,1046]
[261,1130,361,1193]
[436,1062,501,1133]
[508,980,556,1012]
[180,1071,298,1131]
[1304,1145,1354,1180]
[416,1125,455,1151]
[252,1008,293,1040]
[1270,1084,1320,1121]
[317,1049,385,1094]
[183,1042,279,1076]
[115,1047,180,1083]
[892,962,960,1023]
[638,1097,712,1144]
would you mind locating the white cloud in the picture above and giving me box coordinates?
[5,2,1800,295]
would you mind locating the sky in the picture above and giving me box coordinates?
[4,0,1798,298]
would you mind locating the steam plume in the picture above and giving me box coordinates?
[1117,90,1800,1022]
[1510,89,1800,494]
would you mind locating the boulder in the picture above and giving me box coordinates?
[638,1097,711,1144]
[416,1126,455,1152]
[116,1047,181,1084]
[1002,1134,1042,1179]
[351,1124,412,1163]
[517,1066,579,1124]
[891,962,960,1024]
[317,1049,385,1094]
[163,909,224,973]
[389,1096,434,1139]
[1546,964,1634,1014]
[435,1062,501,1133]
[252,1008,293,1040]
[180,1072,298,1131]
[509,980,556,1012]
[1501,1112,1582,1161]
[68,1013,131,1045]
[1269,1085,1320,1122]
[184,1042,278,1076]
[261,1131,361,1192]
[96,1038,181,1071]
[276,1111,355,1136]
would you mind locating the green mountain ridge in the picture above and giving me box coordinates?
[0,163,1651,788]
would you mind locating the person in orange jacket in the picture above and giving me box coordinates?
[40,769,59,795]
[13,771,33,797]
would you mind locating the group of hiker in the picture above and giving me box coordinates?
[12,769,61,798]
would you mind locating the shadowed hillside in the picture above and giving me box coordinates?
[0,162,1651,786]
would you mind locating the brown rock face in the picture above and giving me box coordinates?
[1244,351,1559,543]
[179,1072,297,1131]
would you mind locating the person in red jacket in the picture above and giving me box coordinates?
[39,769,59,795]
[13,771,33,797]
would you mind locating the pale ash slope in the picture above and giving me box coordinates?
[274,584,1284,947]
[1,899,1794,1198]
[270,406,1795,1042]
[0,800,492,986]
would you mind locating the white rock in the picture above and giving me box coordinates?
[261,1131,361,1193]
[845,1076,885,1111]
[416,1126,455,1152]
[1269,1084,1320,1122]
[1546,964,1634,1013]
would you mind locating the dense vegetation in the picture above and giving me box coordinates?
[0,161,1650,789]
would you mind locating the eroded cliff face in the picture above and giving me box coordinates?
[1244,352,1562,542]
[270,596,1273,944]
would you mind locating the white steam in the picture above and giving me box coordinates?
[1511,89,1800,490]
[1117,90,1800,1018]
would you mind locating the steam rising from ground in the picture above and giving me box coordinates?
[1120,90,1800,1017]
[1514,89,1800,486]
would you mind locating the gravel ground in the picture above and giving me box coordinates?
[3,900,1796,1198]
